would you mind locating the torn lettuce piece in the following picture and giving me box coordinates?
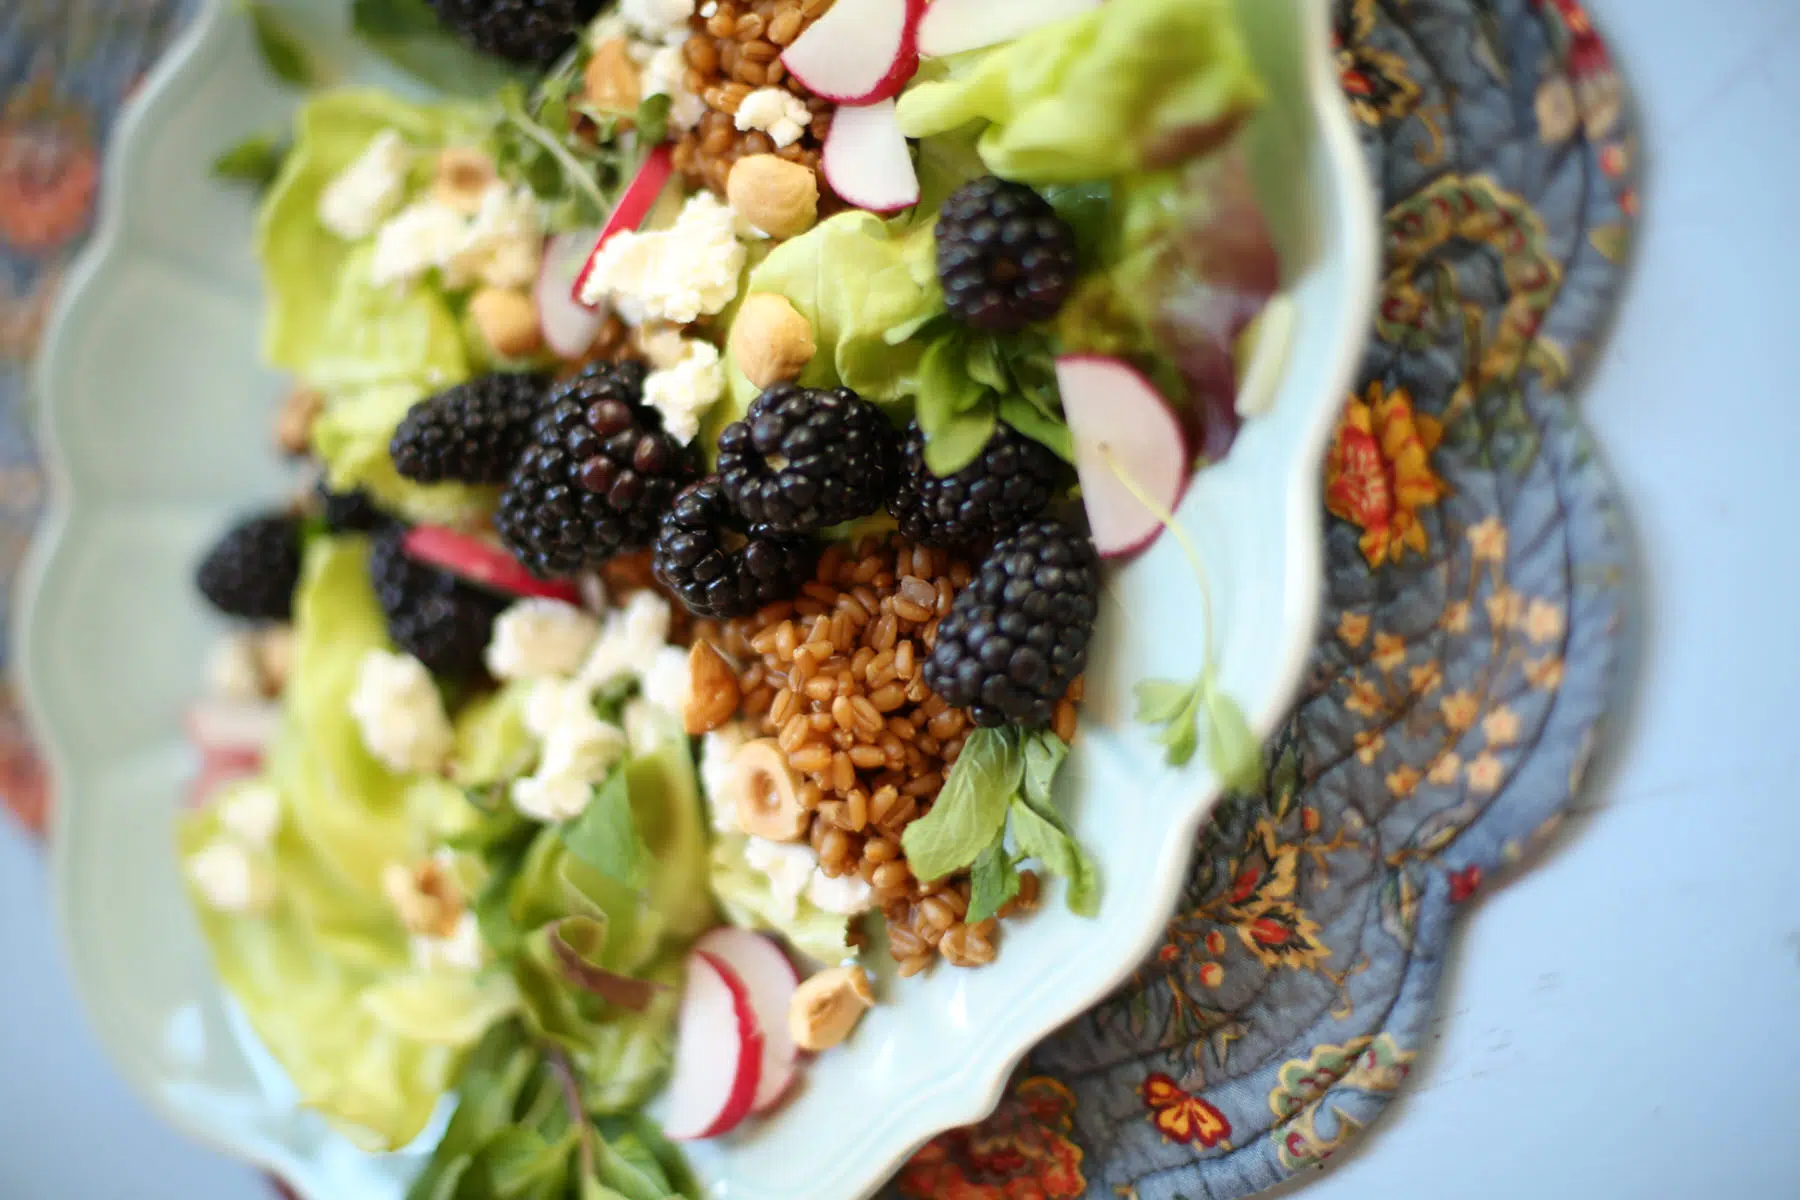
[311,381,499,526]
[708,837,851,965]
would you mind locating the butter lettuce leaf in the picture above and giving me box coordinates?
[708,837,850,965]
[311,382,499,525]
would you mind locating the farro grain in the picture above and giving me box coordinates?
[863,836,899,864]
[870,683,906,712]
[831,751,855,793]
[771,686,798,727]
[809,711,834,732]
[844,787,869,831]
[895,640,915,678]
[793,597,825,617]
[1053,699,1079,744]
[791,744,831,775]
[778,714,811,753]
[902,771,941,798]
[897,954,932,978]
[804,676,837,702]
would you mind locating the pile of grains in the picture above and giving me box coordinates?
[671,0,834,195]
[695,534,1074,975]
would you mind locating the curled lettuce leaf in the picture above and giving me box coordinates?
[895,0,1263,184]
[708,837,850,966]
[311,381,499,526]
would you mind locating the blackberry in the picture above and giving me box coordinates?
[317,483,384,534]
[368,527,508,680]
[888,421,1064,546]
[495,361,694,578]
[390,372,550,485]
[717,383,898,534]
[196,512,302,621]
[935,177,1078,332]
[424,0,600,66]
[924,517,1099,728]
[653,480,817,618]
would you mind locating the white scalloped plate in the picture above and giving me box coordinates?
[14,1,1374,1196]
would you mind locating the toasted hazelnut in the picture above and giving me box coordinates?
[382,859,462,938]
[726,154,819,241]
[274,387,323,457]
[584,36,641,115]
[685,641,741,735]
[253,625,296,698]
[788,965,875,1052]
[730,293,816,389]
[470,288,544,359]
[733,738,809,841]
[433,147,497,214]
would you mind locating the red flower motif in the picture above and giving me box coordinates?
[1449,865,1483,904]
[897,1077,1085,1200]
[1143,1073,1232,1148]
[1158,943,1180,964]
[0,117,99,253]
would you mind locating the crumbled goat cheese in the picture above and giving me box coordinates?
[319,129,410,240]
[349,651,454,774]
[578,590,675,689]
[512,772,601,823]
[734,87,811,149]
[577,192,745,324]
[623,698,665,757]
[641,43,707,132]
[744,837,820,920]
[448,182,545,289]
[536,713,628,782]
[524,677,596,740]
[486,598,601,681]
[370,200,468,287]
[206,633,265,704]
[216,782,281,851]
[642,337,725,444]
[622,0,696,43]
[411,911,485,972]
[187,841,275,915]
[807,868,874,915]
[514,676,627,821]
[700,724,751,834]
[640,644,693,718]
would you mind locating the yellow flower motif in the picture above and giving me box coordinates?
[1372,632,1407,673]
[1486,587,1523,630]
[1466,752,1505,794]
[1346,676,1384,718]
[1386,765,1421,798]
[1524,655,1565,691]
[1324,382,1447,568]
[1482,706,1520,746]
[1525,598,1565,644]
[1354,729,1386,765]
[1427,751,1462,785]
[1408,661,1443,696]
[1440,690,1479,732]
[1466,517,1508,562]
[1441,600,1470,633]
[1338,611,1371,648]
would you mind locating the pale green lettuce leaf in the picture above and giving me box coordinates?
[312,382,499,525]
[708,838,850,965]
[300,244,469,391]
[451,679,538,788]
[361,969,520,1045]
[623,713,716,942]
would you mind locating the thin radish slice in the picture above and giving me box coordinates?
[694,928,801,1113]
[1053,355,1193,559]
[401,526,580,604]
[663,951,764,1141]
[573,145,676,307]
[821,100,919,214]
[185,699,281,758]
[780,0,924,106]
[916,0,1100,57]
[187,749,263,811]
[536,229,606,359]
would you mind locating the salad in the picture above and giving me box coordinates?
[178,0,1278,1191]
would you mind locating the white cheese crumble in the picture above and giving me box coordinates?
[807,867,874,915]
[448,182,545,289]
[216,782,282,851]
[411,911,485,973]
[578,590,675,690]
[622,0,696,43]
[536,712,628,782]
[514,677,627,822]
[319,129,410,241]
[744,837,819,920]
[641,43,707,132]
[699,724,751,834]
[641,334,725,444]
[187,841,275,915]
[639,644,693,718]
[577,192,745,325]
[734,87,811,149]
[206,633,265,704]
[486,599,601,681]
[371,200,468,288]
[623,698,665,757]
[349,651,455,774]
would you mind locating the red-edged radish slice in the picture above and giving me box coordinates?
[694,928,801,1113]
[663,950,765,1141]
[185,699,281,758]
[916,0,1100,57]
[1053,355,1193,559]
[536,229,606,359]
[573,145,676,307]
[401,526,580,604]
[780,0,924,106]
[821,100,919,214]
[186,748,263,810]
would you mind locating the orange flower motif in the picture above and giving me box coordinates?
[1466,517,1508,563]
[0,85,100,254]
[1324,382,1447,567]
[1345,676,1384,718]
[1372,632,1408,673]
[1409,661,1443,696]
[898,1077,1085,1200]
[1144,1073,1232,1148]
[1466,752,1505,794]
[1441,600,1471,633]
[1486,588,1524,630]
[1427,751,1462,786]
[1353,729,1385,764]
[1525,598,1566,644]
[1482,706,1520,747]
[1386,765,1421,798]
[1525,655,1566,691]
[1338,611,1371,647]
[1440,690,1479,733]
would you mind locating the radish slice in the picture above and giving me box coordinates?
[536,230,606,359]
[821,100,919,214]
[185,699,281,758]
[1053,355,1193,559]
[694,928,801,1113]
[187,748,263,810]
[780,0,924,106]
[401,526,580,604]
[916,0,1100,57]
[573,145,676,307]
[663,951,764,1141]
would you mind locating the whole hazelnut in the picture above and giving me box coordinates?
[433,147,497,215]
[726,154,819,241]
[729,293,816,389]
[470,288,544,359]
[584,37,641,115]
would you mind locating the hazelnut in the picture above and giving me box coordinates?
[788,965,875,1052]
[726,154,818,240]
[253,625,295,698]
[730,293,816,389]
[685,641,741,735]
[382,859,462,938]
[274,387,323,457]
[470,288,544,359]
[584,36,641,115]
[733,738,809,841]
[433,147,497,214]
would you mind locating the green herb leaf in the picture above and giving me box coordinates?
[592,1131,676,1200]
[1133,678,1194,725]
[1201,675,1263,793]
[560,769,640,885]
[1010,797,1100,916]
[549,916,664,1012]
[923,403,998,476]
[1020,729,1068,810]
[352,0,528,95]
[635,94,672,148]
[211,133,288,190]
[967,839,1020,924]
[997,394,1075,462]
[486,1126,577,1195]
[900,726,1022,882]
[964,335,1009,393]
[350,0,439,37]
[245,3,322,87]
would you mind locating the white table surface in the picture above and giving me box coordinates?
[4,0,1797,1196]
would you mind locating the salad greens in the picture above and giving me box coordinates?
[246,2,326,89]
[707,838,854,965]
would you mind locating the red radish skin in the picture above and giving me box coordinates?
[184,700,281,758]
[780,0,925,106]
[186,749,262,810]
[822,100,919,214]
[1053,355,1194,559]
[694,928,802,1113]
[915,0,1100,57]
[664,951,765,1141]
[401,526,580,604]
[536,229,606,359]
[572,145,676,308]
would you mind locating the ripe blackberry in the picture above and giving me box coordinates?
[196,512,302,621]
[424,0,600,66]
[368,527,508,680]
[495,361,694,578]
[317,483,384,534]
[653,480,817,618]
[717,383,898,534]
[887,421,1064,546]
[924,517,1099,728]
[935,177,1078,332]
[390,372,550,485]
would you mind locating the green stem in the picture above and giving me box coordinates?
[545,1046,595,1181]
[503,103,611,220]
[1096,443,1217,672]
